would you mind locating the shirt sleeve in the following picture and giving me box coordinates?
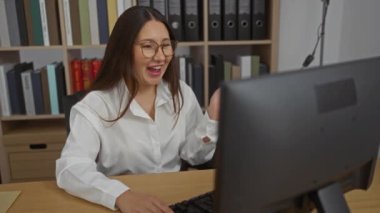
[56,103,129,210]
[180,85,219,165]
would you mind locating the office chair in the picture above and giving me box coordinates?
[62,90,214,170]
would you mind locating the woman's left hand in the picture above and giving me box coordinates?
[207,88,221,121]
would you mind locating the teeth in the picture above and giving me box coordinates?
[152,66,161,70]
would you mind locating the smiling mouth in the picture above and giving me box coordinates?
[147,65,162,77]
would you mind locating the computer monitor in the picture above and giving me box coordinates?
[215,57,380,212]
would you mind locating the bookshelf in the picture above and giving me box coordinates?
[0,0,279,183]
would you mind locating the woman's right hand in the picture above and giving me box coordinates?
[116,190,174,213]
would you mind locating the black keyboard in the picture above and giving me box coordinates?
[170,191,214,213]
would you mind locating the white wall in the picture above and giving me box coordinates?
[278,0,380,71]
[278,0,380,157]
[338,0,380,62]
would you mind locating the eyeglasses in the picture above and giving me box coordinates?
[136,40,177,58]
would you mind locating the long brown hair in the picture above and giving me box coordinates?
[90,6,183,122]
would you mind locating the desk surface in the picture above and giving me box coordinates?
[0,160,379,213]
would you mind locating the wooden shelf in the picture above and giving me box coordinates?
[1,115,64,121]
[0,0,279,183]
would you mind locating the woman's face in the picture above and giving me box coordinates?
[133,20,174,89]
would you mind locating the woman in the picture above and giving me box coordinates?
[56,6,220,213]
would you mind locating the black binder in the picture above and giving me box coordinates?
[237,0,251,40]
[184,0,201,41]
[168,0,184,41]
[222,0,237,40]
[252,0,267,39]
[152,0,167,17]
[208,0,222,41]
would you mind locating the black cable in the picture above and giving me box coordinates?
[302,1,329,68]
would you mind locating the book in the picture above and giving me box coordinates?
[62,0,73,45]
[55,63,66,113]
[81,59,93,90]
[0,0,11,47]
[40,66,51,114]
[71,59,83,92]
[21,69,36,115]
[15,0,29,45]
[23,0,34,45]
[78,0,91,45]
[107,0,118,34]
[186,57,193,87]
[223,61,232,81]
[179,56,187,82]
[69,0,82,45]
[231,65,241,80]
[0,64,15,116]
[88,0,100,45]
[47,62,59,114]
[4,0,21,46]
[31,68,45,114]
[117,0,125,17]
[251,55,260,77]
[91,58,102,80]
[6,62,34,114]
[97,0,109,44]
[30,0,44,45]
[45,0,61,45]
[38,0,50,46]
[237,55,251,79]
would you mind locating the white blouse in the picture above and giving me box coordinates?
[56,80,218,210]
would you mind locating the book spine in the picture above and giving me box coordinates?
[45,0,61,45]
[71,59,83,92]
[15,0,29,45]
[40,67,51,114]
[107,0,117,35]
[124,0,131,9]
[39,0,50,46]
[88,0,100,45]
[47,63,59,114]
[78,0,91,45]
[63,0,73,45]
[0,0,11,47]
[23,0,34,45]
[21,70,36,115]
[5,0,21,46]
[97,0,109,44]
[91,58,101,79]
[30,0,44,45]
[31,69,45,114]
[117,0,124,17]
[55,63,66,113]
[69,0,82,45]
[81,59,93,90]
[0,64,13,116]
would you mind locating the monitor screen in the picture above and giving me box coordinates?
[215,57,380,212]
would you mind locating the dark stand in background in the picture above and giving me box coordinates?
[303,0,330,68]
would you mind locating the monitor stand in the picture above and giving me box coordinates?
[311,182,350,213]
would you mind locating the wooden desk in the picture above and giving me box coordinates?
[0,160,379,213]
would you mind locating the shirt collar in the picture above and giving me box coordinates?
[127,81,172,119]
